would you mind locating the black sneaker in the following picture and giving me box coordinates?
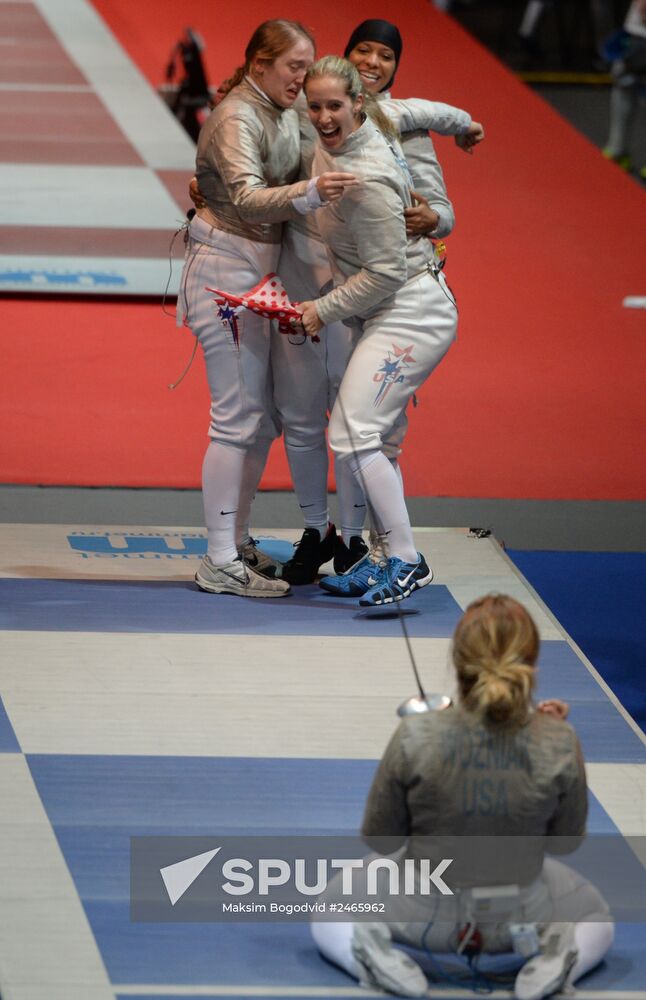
[333,534,369,574]
[281,524,337,585]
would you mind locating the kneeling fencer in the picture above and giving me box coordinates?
[311,595,614,999]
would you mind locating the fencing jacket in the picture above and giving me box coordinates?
[312,117,439,326]
[195,76,310,244]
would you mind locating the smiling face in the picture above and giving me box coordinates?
[346,40,396,93]
[306,75,364,150]
[251,36,315,108]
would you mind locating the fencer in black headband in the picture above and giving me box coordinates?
[344,19,403,91]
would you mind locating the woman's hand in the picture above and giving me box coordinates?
[189,176,206,209]
[537,699,570,720]
[405,190,440,236]
[316,172,359,202]
[293,300,323,338]
[455,121,485,154]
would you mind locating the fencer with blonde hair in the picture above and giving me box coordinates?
[452,593,538,727]
[311,596,614,1000]
[271,19,483,587]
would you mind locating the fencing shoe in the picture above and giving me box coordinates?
[239,537,281,578]
[195,555,290,598]
[352,923,428,998]
[359,554,433,607]
[514,923,578,1000]
[281,523,337,585]
[333,534,369,574]
[319,549,385,596]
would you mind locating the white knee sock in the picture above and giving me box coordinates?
[235,435,273,548]
[202,440,246,565]
[568,920,614,985]
[285,440,329,537]
[389,457,404,490]
[347,450,417,563]
[334,453,367,544]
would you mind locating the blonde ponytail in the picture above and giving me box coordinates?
[452,595,539,727]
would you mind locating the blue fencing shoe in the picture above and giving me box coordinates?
[319,549,386,596]
[358,554,433,607]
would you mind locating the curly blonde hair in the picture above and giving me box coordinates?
[452,594,539,727]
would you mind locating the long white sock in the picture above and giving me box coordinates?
[389,457,404,490]
[334,453,367,544]
[347,450,417,563]
[284,440,329,537]
[235,435,273,548]
[202,440,246,565]
[568,920,614,985]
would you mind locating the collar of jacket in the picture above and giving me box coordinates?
[242,74,287,115]
[324,115,376,157]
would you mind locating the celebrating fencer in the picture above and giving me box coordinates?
[181,19,481,601]
[178,19,358,599]
[273,19,483,587]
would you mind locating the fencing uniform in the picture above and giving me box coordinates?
[179,76,318,576]
[311,117,457,460]
[272,98,467,544]
[312,708,613,998]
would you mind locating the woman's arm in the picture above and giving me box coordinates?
[308,180,409,328]
[386,97,473,137]
[361,724,411,854]
[204,114,356,223]
[204,114,308,222]
[401,131,455,237]
[545,729,588,853]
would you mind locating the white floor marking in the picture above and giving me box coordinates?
[35,0,195,170]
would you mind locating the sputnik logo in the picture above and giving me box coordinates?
[160,847,221,905]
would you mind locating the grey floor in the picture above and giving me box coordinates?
[1,486,644,551]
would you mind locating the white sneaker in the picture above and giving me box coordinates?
[515,923,578,1000]
[195,556,290,598]
[352,923,428,998]
[238,538,282,578]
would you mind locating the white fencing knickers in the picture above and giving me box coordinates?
[328,265,457,459]
[178,216,281,562]
[179,215,280,447]
[312,856,613,993]
[272,225,360,448]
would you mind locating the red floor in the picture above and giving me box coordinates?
[1,0,645,498]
